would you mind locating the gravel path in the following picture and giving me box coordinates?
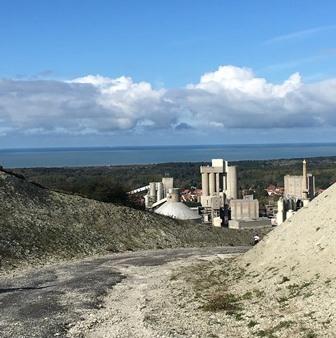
[0,246,248,338]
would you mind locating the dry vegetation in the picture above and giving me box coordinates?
[0,169,269,271]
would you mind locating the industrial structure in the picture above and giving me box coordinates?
[129,177,201,221]
[144,177,174,209]
[276,159,316,225]
[129,158,279,228]
[230,196,259,221]
[200,159,263,228]
[200,159,237,205]
[199,159,236,225]
[155,188,201,221]
[284,160,315,200]
[128,177,174,210]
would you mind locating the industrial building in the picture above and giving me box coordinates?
[230,196,259,221]
[200,159,237,205]
[284,160,315,200]
[129,158,272,228]
[276,159,316,225]
[144,177,174,209]
[227,195,265,229]
[200,159,264,228]
[199,159,236,225]
[129,177,200,221]
[155,188,201,221]
[128,177,174,209]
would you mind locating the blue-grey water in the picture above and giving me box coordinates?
[1,144,336,168]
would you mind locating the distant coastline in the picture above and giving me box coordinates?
[2,142,336,151]
[1,143,336,168]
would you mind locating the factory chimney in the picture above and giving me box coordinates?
[302,159,308,200]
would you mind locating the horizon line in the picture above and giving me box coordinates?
[1,142,336,152]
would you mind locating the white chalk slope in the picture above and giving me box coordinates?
[242,182,336,280]
[237,182,336,336]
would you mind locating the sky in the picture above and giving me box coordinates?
[1,0,336,148]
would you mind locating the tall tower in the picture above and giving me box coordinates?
[224,165,238,200]
[302,159,308,200]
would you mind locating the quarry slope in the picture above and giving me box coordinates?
[241,181,336,280]
[230,182,336,336]
[0,169,261,270]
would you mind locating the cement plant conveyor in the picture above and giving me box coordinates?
[151,197,167,208]
[127,185,150,195]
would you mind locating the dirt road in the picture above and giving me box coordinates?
[0,246,248,338]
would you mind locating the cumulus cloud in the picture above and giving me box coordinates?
[0,65,336,136]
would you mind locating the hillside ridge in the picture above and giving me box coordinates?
[0,169,266,270]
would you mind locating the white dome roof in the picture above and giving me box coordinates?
[155,201,201,220]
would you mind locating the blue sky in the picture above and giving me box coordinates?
[1,0,336,147]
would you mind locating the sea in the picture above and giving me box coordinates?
[1,143,336,168]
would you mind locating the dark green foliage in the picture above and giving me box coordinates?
[248,320,259,328]
[255,321,294,337]
[201,293,242,314]
[305,332,318,338]
[279,276,290,284]
[13,156,336,211]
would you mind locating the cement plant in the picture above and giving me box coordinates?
[128,157,318,232]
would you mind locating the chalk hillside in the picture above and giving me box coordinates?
[241,181,336,281]
[0,169,265,270]
[234,182,336,336]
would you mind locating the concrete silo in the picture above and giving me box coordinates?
[226,165,238,200]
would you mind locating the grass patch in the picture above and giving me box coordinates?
[255,329,277,338]
[277,296,289,303]
[303,311,316,319]
[279,276,290,284]
[248,320,259,328]
[233,312,244,321]
[241,291,254,300]
[201,292,242,314]
[286,281,313,298]
[303,291,313,299]
[255,321,294,337]
[276,320,294,329]
[253,289,266,298]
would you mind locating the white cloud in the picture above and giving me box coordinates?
[189,65,301,98]
[0,65,336,137]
